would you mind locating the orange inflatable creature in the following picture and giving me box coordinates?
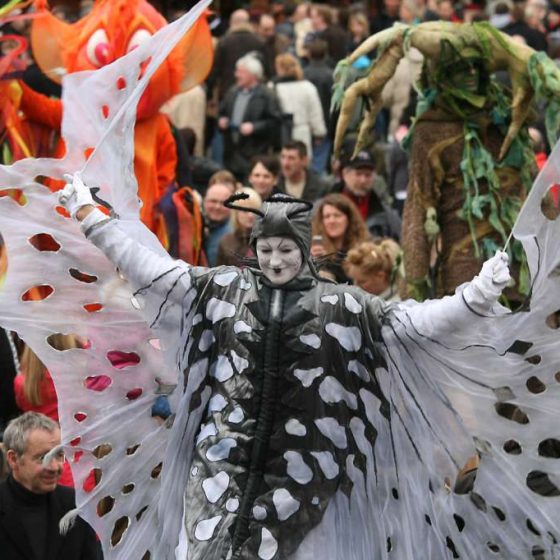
[20,0,213,239]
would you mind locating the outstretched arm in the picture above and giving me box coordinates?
[404,252,511,338]
[58,174,193,296]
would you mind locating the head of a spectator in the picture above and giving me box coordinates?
[310,4,332,31]
[208,169,238,191]
[231,186,263,235]
[348,11,370,44]
[294,2,311,22]
[341,149,376,197]
[344,238,402,295]
[229,9,252,31]
[400,0,423,22]
[436,0,456,20]
[204,183,234,224]
[525,0,547,29]
[20,334,79,407]
[384,0,402,17]
[488,0,513,28]
[275,53,304,79]
[307,38,328,61]
[258,13,276,40]
[248,155,280,200]
[4,412,64,494]
[280,140,309,183]
[312,193,370,253]
[235,53,264,89]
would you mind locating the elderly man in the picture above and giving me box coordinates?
[219,54,281,181]
[0,412,102,560]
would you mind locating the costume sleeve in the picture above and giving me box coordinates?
[19,81,63,130]
[87,218,193,300]
[398,286,476,339]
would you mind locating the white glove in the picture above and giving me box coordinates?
[58,173,95,218]
[463,251,511,313]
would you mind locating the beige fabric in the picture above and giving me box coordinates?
[161,85,206,156]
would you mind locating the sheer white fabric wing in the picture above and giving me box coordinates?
[0,2,210,559]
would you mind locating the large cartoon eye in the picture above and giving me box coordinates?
[86,28,111,67]
[127,29,152,52]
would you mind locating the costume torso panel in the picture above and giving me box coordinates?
[182,268,388,559]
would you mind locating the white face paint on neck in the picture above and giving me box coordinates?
[256,236,303,285]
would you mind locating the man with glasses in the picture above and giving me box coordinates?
[0,412,101,559]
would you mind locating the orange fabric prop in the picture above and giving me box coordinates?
[21,0,213,238]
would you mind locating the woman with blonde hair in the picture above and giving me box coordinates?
[271,52,326,157]
[311,193,370,282]
[216,187,263,267]
[344,238,403,300]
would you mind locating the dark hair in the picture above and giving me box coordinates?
[307,38,328,60]
[281,140,307,158]
[179,127,197,155]
[311,4,333,25]
[250,154,281,177]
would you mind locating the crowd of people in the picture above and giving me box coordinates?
[0,0,559,558]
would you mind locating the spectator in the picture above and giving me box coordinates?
[277,140,329,201]
[275,2,297,41]
[347,10,370,51]
[271,53,326,157]
[14,334,83,488]
[247,154,281,200]
[399,0,424,24]
[303,39,334,174]
[435,0,462,21]
[161,85,206,157]
[208,169,239,192]
[0,412,102,559]
[503,0,548,50]
[293,2,313,58]
[177,128,222,196]
[331,149,401,240]
[257,13,291,77]
[219,54,281,181]
[343,238,403,300]
[488,0,514,29]
[370,0,402,34]
[216,187,262,267]
[311,193,370,282]
[208,9,270,102]
[203,182,234,266]
[307,4,350,66]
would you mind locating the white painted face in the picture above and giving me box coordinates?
[256,236,303,285]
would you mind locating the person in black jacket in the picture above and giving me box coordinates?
[277,140,329,202]
[0,412,102,560]
[219,53,281,182]
[330,149,401,240]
